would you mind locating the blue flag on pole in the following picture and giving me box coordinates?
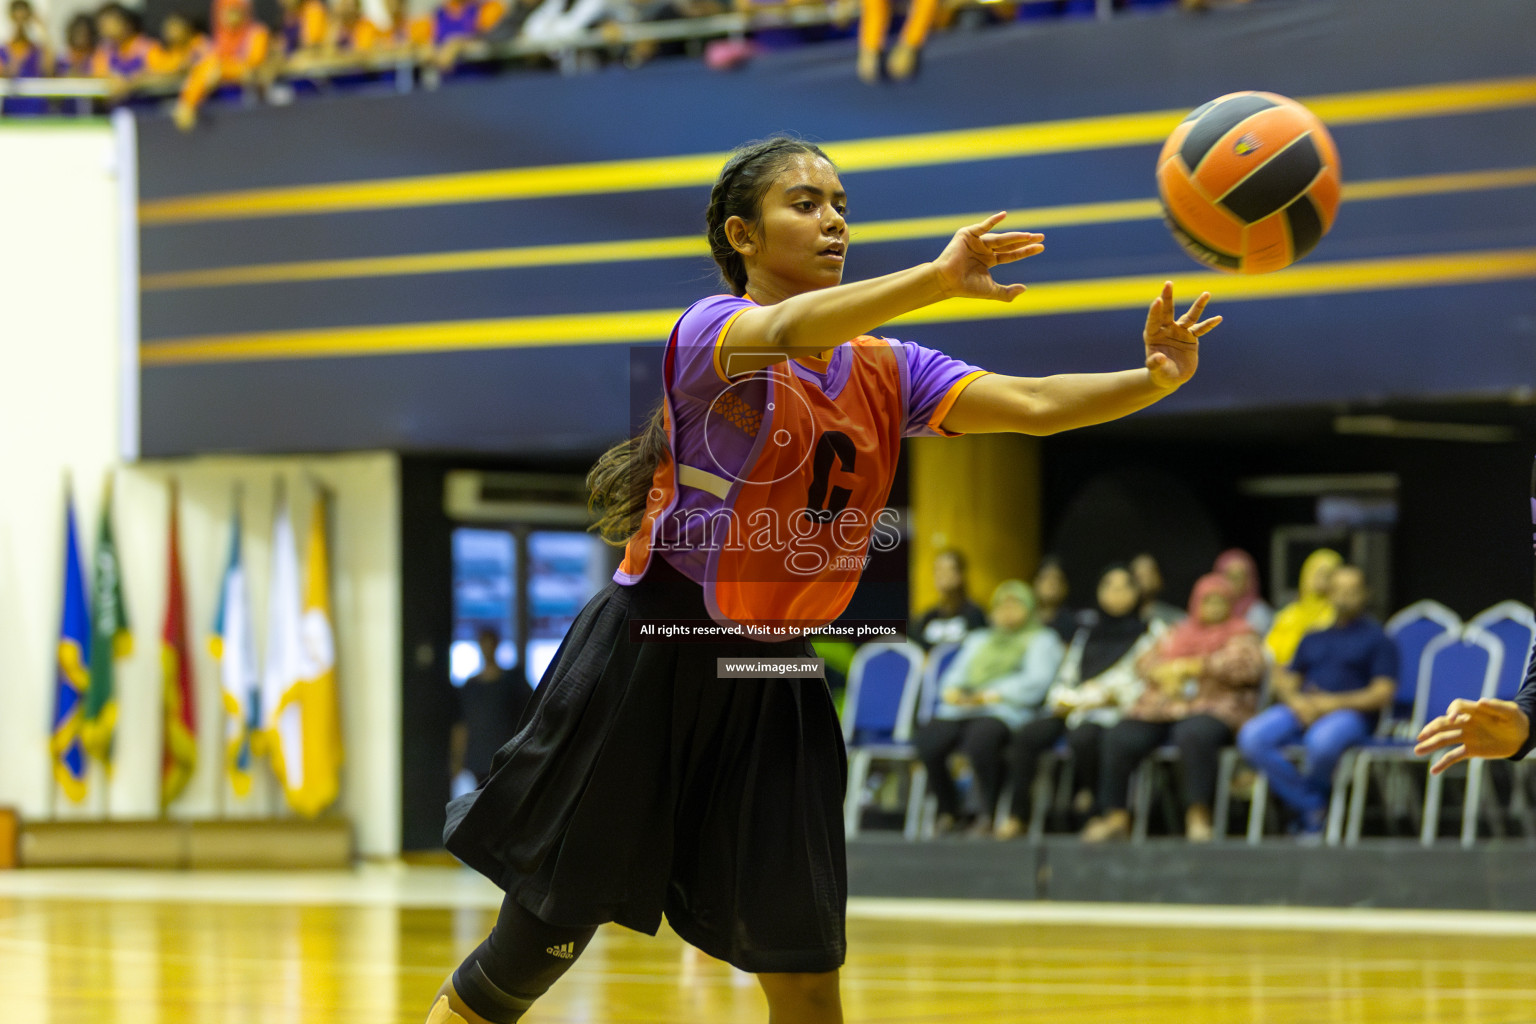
[52,490,92,803]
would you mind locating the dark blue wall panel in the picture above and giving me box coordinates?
[135,0,1536,457]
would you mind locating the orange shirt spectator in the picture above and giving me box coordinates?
[278,0,330,54]
[91,4,161,82]
[149,13,211,74]
[325,0,382,53]
[379,0,434,50]
[174,0,271,128]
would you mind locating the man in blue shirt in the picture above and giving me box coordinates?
[1238,565,1398,837]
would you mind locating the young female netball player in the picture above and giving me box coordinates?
[425,136,1222,1024]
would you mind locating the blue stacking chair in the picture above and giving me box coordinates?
[907,641,961,839]
[841,641,925,838]
[1340,601,1461,846]
[1462,603,1535,843]
[1417,628,1503,847]
[1468,602,1535,701]
[916,641,962,728]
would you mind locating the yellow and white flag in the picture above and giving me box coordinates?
[265,489,342,817]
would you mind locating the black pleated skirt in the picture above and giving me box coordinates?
[443,552,849,974]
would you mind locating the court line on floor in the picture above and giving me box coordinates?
[3,866,1536,937]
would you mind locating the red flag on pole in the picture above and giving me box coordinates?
[161,482,197,808]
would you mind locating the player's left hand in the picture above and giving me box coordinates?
[1144,281,1220,390]
[1414,698,1531,775]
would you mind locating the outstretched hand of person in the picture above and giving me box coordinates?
[931,212,1044,303]
[1414,698,1531,775]
[1144,281,1221,390]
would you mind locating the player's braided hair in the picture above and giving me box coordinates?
[706,135,834,296]
[588,136,834,546]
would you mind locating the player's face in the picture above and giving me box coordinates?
[1097,569,1139,619]
[750,154,847,294]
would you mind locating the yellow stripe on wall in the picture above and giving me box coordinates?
[140,166,1536,291]
[137,76,1536,226]
[139,246,1536,366]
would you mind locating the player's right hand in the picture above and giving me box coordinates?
[1414,698,1531,775]
[931,212,1044,302]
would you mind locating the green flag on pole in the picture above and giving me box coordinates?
[83,472,131,774]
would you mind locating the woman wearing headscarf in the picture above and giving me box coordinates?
[1081,573,1265,843]
[1215,547,1274,635]
[996,565,1163,840]
[913,579,1065,836]
[1264,548,1342,668]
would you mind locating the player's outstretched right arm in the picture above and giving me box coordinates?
[721,213,1043,377]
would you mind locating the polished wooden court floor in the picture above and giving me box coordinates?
[2,868,1535,1023]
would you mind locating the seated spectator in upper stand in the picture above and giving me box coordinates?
[92,4,161,102]
[912,547,989,651]
[174,0,271,130]
[996,565,1163,840]
[1,0,53,115]
[1238,565,1397,839]
[274,0,331,73]
[594,0,724,68]
[914,580,1065,837]
[1264,547,1342,669]
[1033,557,1081,644]
[1131,551,1185,628]
[450,628,535,788]
[148,12,211,75]
[377,0,434,54]
[857,0,937,82]
[57,13,99,76]
[322,0,381,55]
[1216,547,1274,635]
[429,0,504,71]
[1082,573,1265,843]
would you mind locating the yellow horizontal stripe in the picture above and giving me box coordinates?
[890,248,1536,326]
[140,166,1536,291]
[138,76,1536,226]
[139,246,1536,366]
[141,235,704,290]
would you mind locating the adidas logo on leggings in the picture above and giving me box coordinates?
[546,942,575,960]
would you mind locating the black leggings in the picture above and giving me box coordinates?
[452,893,599,1023]
[1097,715,1233,813]
[913,716,1011,819]
[1005,718,1105,822]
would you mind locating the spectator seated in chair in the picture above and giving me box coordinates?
[1238,564,1397,839]
[912,546,989,652]
[913,579,1064,837]
[1263,547,1342,669]
[1082,572,1264,843]
[996,564,1164,840]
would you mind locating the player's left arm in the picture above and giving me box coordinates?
[937,282,1220,436]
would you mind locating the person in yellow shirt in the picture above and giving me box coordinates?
[1264,548,1343,668]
